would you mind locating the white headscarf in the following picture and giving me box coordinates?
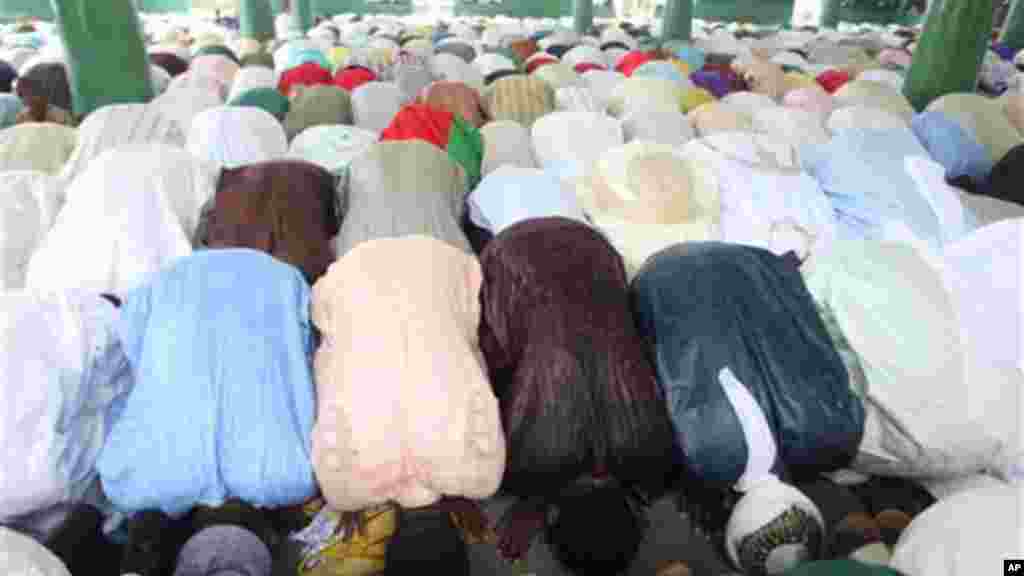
[187,106,288,169]
[228,65,276,101]
[27,145,196,297]
[288,124,378,176]
[155,73,226,133]
[58,103,185,196]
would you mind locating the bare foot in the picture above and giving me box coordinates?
[496,499,547,560]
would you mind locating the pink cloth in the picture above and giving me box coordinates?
[783,86,836,118]
[878,49,912,70]
[310,236,506,512]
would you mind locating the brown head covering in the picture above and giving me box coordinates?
[418,81,485,128]
[206,160,341,283]
[150,52,189,78]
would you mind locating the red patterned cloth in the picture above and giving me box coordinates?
[334,66,378,92]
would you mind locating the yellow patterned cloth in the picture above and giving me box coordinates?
[295,501,397,576]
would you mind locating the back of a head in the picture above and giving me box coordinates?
[385,508,469,576]
[546,483,645,576]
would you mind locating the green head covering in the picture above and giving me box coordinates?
[240,52,276,69]
[229,87,290,122]
[784,560,907,576]
[194,44,240,64]
[283,85,354,141]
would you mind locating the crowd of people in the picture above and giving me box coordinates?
[0,7,1020,576]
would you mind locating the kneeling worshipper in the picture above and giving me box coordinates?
[96,250,319,517]
[575,141,720,279]
[56,103,189,194]
[631,242,867,576]
[464,165,587,253]
[800,236,1022,485]
[25,145,198,298]
[477,217,676,576]
[306,236,505,575]
[200,160,342,284]
[335,140,471,256]
[0,290,133,528]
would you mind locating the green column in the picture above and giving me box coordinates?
[241,0,275,40]
[1000,0,1024,52]
[290,0,313,33]
[661,0,692,42]
[903,0,994,111]
[573,0,593,35]
[51,0,154,118]
[820,0,841,27]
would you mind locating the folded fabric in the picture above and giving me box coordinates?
[97,249,318,516]
[620,110,694,146]
[311,237,504,511]
[632,242,864,487]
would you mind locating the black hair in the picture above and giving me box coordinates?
[546,483,647,576]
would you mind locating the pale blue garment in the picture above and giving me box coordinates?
[671,44,705,72]
[0,94,24,129]
[630,61,689,86]
[800,128,943,252]
[96,249,318,517]
[910,111,993,183]
[467,165,587,234]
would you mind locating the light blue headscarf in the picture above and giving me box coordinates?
[0,94,24,129]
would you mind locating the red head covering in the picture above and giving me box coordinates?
[525,55,559,74]
[278,62,333,96]
[815,69,851,94]
[379,103,454,150]
[334,66,378,92]
[615,50,659,76]
[573,62,607,74]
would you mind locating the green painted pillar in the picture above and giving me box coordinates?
[240,0,275,40]
[573,0,593,35]
[290,0,313,33]
[820,0,842,27]
[51,0,154,118]
[903,0,994,111]
[661,0,692,42]
[1000,0,1024,52]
